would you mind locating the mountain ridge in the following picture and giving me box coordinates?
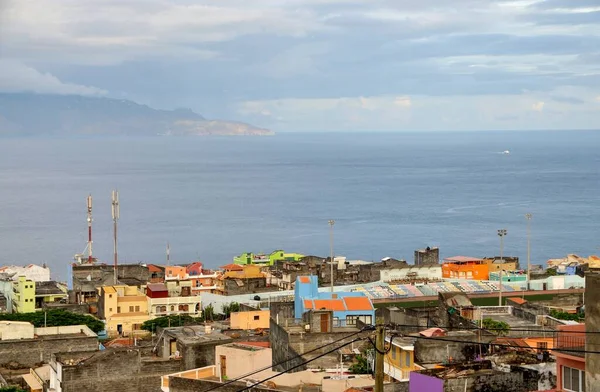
[0,93,273,136]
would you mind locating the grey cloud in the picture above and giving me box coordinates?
[530,0,600,10]
[550,96,585,104]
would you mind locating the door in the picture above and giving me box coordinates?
[320,313,330,333]
[117,324,123,335]
[220,355,227,378]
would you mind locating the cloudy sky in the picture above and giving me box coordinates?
[1,0,599,131]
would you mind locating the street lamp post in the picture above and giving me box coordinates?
[497,229,507,306]
[525,213,532,291]
[329,220,335,292]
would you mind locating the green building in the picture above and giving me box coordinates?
[233,250,304,266]
[12,276,36,313]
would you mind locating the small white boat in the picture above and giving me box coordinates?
[502,150,510,154]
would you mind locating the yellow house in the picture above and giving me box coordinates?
[98,285,150,336]
[12,276,36,313]
[384,337,418,381]
[230,310,270,330]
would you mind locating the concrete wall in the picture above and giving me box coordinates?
[177,338,234,370]
[0,333,98,368]
[409,372,443,392]
[169,378,290,392]
[56,349,182,392]
[230,310,270,330]
[0,321,34,340]
[586,272,600,391]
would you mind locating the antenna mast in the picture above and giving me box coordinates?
[167,242,170,266]
[111,190,120,285]
[87,194,93,262]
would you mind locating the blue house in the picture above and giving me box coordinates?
[294,276,375,326]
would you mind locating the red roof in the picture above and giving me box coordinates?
[343,296,373,311]
[313,299,346,311]
[304,299,314,309]
[508,297,527,305]
[147,264,163,272]
[147,283,168,292]
[299,276,310,284]
[444,256,482,263]
[419,328,446,337]
[219,263,243,271]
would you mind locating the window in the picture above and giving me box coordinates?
[129,306,134,312]
[132,324,142,330]
[135,306,140,312]
[109,308,113,312]
[391,346,397,360]
[117,307,121,313]
[405,352,411,368]
[346,315,373,326]
[563,366,585,392]
[170,305,175,311]
[109,294,112,298]
[254,315,260,320]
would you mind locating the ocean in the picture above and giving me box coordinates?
[0,130,598,281]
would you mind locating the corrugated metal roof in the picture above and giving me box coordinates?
[103,286,116,294]
[444,256,482,263]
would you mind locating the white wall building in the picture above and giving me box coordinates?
[0,264,51,282]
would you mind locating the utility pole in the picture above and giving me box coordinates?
[375,323,384,392]
[167,242,170,266]
[525,213,532,291]
[112,190,120,285]
[328,220,335,292]
[497,229,507,306]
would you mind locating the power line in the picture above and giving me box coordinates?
[398,334,600,355]
[387,323,597,334]
[198,327,372,392]
[235,337,365,392]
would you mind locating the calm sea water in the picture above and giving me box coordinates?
[0,131,599,281]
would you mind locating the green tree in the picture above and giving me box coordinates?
[0,387,28,392]
[546,268,557,276]
[222,302,241,319]
[481,318,510,336]
[140,315,201,332]
[349,354,371,374]
[550,309,584,322]
[0,310,104,333]
[203,304,215,322]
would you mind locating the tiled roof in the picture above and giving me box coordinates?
[343,296,374,311]
[508,297,527,305]
[219,264,243,271]
[147,264,163,272]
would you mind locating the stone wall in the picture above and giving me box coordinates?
[414,332,495,364]
[0,334,98,368]
[444,371,524,392]
[269,317,368,372]
[270,302,295,322]
[58,349,182,392]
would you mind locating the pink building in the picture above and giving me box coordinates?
[554,323,585,392]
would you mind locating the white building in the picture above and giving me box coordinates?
[0,264,51,282]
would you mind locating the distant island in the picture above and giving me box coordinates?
[0,93,274,137]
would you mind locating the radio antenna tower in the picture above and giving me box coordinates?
[87,194,93,262]
[167,242,171,266]
[111,190,120,285]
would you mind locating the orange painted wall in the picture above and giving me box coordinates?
[442,263,489,280]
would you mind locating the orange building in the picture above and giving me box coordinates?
[442,256,488,280]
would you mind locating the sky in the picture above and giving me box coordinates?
[0,0,599,132]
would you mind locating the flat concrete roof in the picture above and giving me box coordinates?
[163,325,233,346]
